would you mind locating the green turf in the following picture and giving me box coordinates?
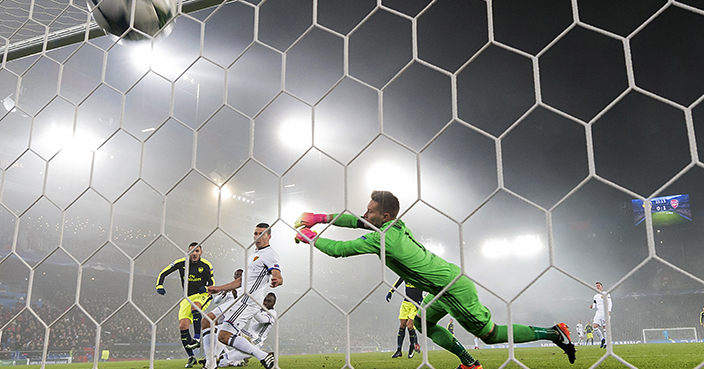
[20,343,704,369]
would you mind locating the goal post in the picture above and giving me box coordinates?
[642,328,698,343]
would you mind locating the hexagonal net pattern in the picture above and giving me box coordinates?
[1,0,704,368]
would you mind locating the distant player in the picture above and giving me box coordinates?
[700,306,704,338]
[386,277,423,359]
[207,223,283,369]
[575,320,584,345]
[590,282,612,349]
[448,319,455,336]
[585,323,593,345]
[294,191,576,369]
[156,242,214,368]
[218,292,277,367]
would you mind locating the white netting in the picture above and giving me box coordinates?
[1,0,704,368]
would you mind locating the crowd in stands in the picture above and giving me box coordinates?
[0,290,183,360]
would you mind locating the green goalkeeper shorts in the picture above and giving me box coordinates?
[420,269,494,338]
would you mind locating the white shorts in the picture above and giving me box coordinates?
[219,301,261,336]
[593,311,606,327]
[210,302,231,325]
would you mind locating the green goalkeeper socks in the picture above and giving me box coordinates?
[422,322,476,365]
[483,324,560,344]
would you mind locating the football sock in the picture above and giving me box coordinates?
[419,321,476,365]
[594,327,603,340]
[409,329,417,348]
[228,335,267,361]
[223,348,249,363]
[202,329,211,360]
[396,327,406,349]
[482,324,559,344]
[192,310,202,340]
[181,329,194,356]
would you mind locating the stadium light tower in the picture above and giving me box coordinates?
[481,234,544,259]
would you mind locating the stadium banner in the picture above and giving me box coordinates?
[0,359,29,366]
[27,358,71,365]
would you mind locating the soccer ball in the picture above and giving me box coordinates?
[87,0,176,41]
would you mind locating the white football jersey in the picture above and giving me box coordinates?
[247,308,276,346]
[244,245,281,306]
[592,292,612,313]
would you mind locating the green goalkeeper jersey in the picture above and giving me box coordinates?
[314,213,459,295]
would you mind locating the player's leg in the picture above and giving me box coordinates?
[185,294,212,349]
[405,318,416,358]
[198,312,219,362]
[220,303,273,368]
[406,305,420,357]
[178,299,198,367]
[479,321,575,363]
[414,293,481,368]
[392,302,406,358]
[592,314,604,348]
[192,301,203,341]
[218,327,272,369]
[219,348,251,367]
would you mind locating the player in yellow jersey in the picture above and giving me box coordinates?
[387,277,423,358]
[156,242,214,368]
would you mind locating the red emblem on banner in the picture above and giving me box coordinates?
[671,199,679,209]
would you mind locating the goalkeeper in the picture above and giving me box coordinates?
[294,191,576,369]
[156,242,215,368]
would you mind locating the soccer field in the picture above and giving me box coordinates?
[22,343,704,369]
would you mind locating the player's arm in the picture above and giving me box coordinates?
[204,259,215,287]
[253,310,274,324]
[296,212,366,230]
[386,277,403,302]
[208,276,242,294]
[270,269,283,288]
[312,234,380,258]
[330,213,369,229]
[155,260,181,294]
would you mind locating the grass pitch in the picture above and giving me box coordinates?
[23,343,704,369]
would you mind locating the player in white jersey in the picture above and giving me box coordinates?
[575,320,584,345]
[187,269,244,364]
[218,292,277,367]
[590,281,611,349]
[207,223,283,369]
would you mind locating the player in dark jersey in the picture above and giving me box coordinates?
[156,242,215,368]
[386,277,423,358]
[295,191,576,369]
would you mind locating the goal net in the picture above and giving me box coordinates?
[1,0,704,368]
[642,327,698,343]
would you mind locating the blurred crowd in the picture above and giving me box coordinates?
[0,290,182,359]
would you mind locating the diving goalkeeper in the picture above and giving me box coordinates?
[294,190,575,369]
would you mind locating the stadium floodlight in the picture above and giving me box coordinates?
[212,185,232,199]
[481,234,543,259]
[130,41,185,78]
[366,161,413,198]
[279,118,311,149]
